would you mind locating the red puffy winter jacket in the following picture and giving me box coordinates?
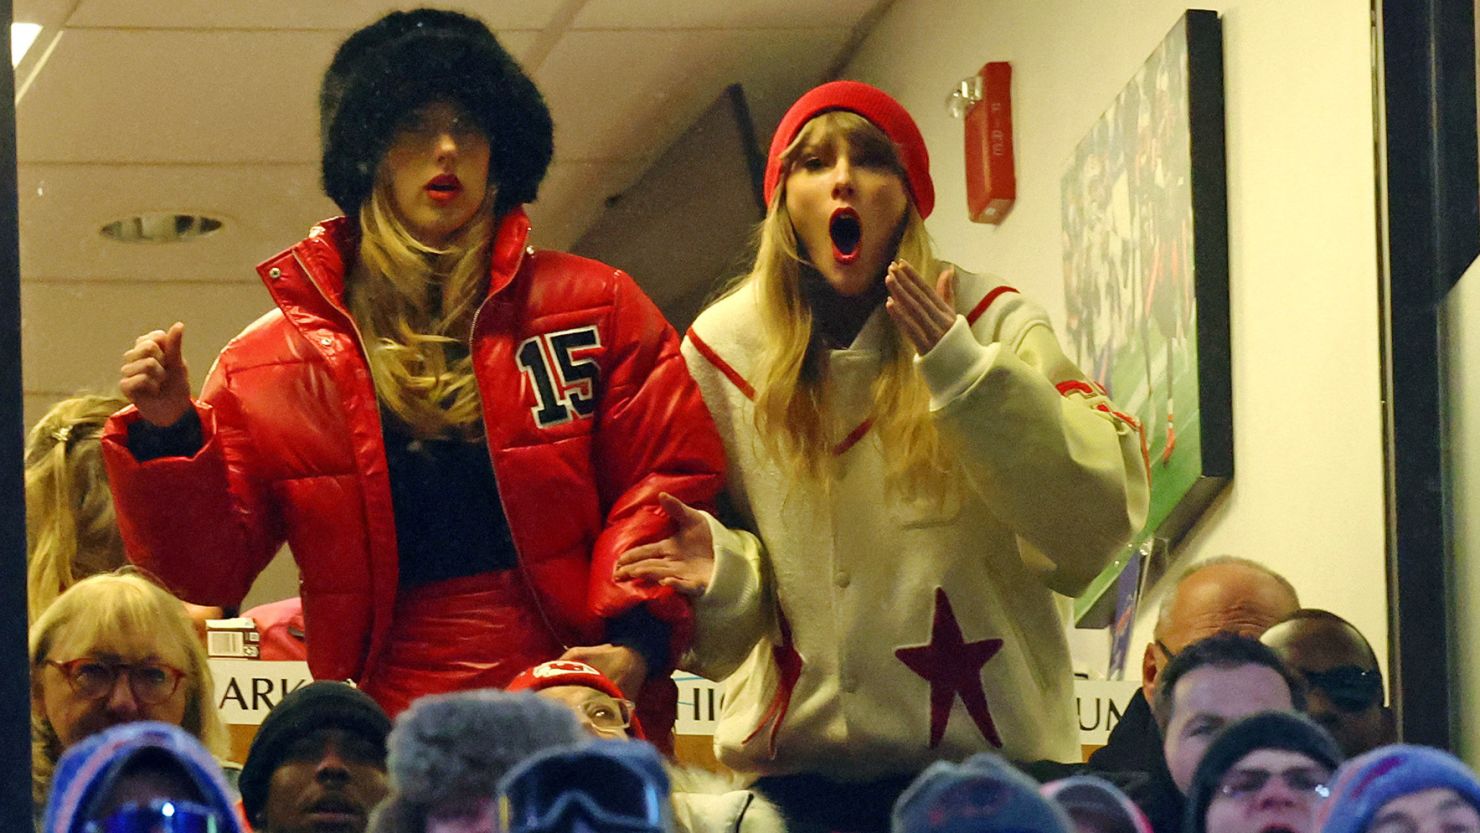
[102,209,725,688]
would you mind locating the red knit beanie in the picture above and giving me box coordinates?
[763,80,935,219]
[506,660,647,739]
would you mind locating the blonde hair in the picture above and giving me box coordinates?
[29,570,228,805]
[734,111,954,497]
[348,175,496,440]
[25,394,129,623]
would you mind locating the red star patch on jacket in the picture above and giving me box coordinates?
[894,587,1005,748]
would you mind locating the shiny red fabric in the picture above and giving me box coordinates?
[102,210,724,739]
[358,572,563,717]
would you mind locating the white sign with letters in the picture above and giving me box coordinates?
[212,662,1138,749]
[1074,679,1141,746]
[210,659,314,725]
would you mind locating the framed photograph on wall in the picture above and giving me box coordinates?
[1061,9,1230,620]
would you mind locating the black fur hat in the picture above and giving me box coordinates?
[319,8,553,218]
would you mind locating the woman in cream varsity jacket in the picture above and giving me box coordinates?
[617,81,1149,831]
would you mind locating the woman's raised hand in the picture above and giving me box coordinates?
[120,322,193,427]
[613,493,715,597]
[885,260,958,354]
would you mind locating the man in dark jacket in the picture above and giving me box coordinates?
[1024,557,1299,833]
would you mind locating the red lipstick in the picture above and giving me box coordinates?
[829,207,862,264]
[425,173,463,204]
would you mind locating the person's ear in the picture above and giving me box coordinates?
[1141,642,1160,703]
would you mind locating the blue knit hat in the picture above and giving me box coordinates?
[1317,746,1480,833]
[893,753,1073,833]
[44,721,242,833]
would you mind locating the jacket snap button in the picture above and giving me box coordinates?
[268,267,282,279]
[835,571,850,589]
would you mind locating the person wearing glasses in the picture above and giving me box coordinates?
[1184,711,1342,833]
[44,721,244,833]
[1262,609,1395,758]
[509,660,784,833]
[29,571,228,812]
[507,660,645,741]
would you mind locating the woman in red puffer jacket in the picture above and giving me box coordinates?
[101,8,724,741]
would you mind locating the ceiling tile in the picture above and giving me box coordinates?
[574,0,879,30]
[17,27,540,164]
[64,0,559,31]
[19,29,336,164]
[19,163,338,282]
[537,27,848,164]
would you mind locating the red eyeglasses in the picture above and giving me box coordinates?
[46,658,187,705]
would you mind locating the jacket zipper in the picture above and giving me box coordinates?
[468,245,571,653]
[292,242,570,659]
[291,250,392,682]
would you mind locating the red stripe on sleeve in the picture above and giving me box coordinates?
[1056,380,1098,397]
[966,285,1020,325]
[687,329,755,401]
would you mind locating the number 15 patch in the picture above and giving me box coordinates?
[516,326,602,428]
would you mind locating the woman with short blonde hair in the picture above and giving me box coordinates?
[30,570,227,805]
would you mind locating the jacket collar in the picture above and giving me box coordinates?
[261,207,534,315]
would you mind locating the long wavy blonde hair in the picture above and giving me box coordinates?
[347,175,496,440]
[736,111,955,498]
[25,394,129,623]
[30,570,228,805]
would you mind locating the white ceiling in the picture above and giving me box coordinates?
[17,0,888,427]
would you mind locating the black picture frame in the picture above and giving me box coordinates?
[1060,10,1230,619]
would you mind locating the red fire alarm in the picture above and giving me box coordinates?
[958,62,1015,224]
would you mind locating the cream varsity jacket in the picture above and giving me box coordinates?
[680,266,1150,781]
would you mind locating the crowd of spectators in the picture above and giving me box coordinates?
[16,5,1477,833]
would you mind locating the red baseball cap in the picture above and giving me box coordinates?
[763,80,935,219]
[507,660,646,740]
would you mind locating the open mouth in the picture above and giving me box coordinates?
[425,174,463,203]
[829,207,862,264]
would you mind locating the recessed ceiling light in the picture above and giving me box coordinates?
[100,213,225,244]
[11,23,41,67]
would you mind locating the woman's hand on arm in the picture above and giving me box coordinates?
[885,260,957,354]
[119,321,193,427]
[612,493,715,597]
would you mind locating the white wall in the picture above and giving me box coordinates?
[1445,259,1480,762]
[843,0,1388,669]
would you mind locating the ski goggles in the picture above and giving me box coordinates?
[83,800,228,833]
[498,747,668,833]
